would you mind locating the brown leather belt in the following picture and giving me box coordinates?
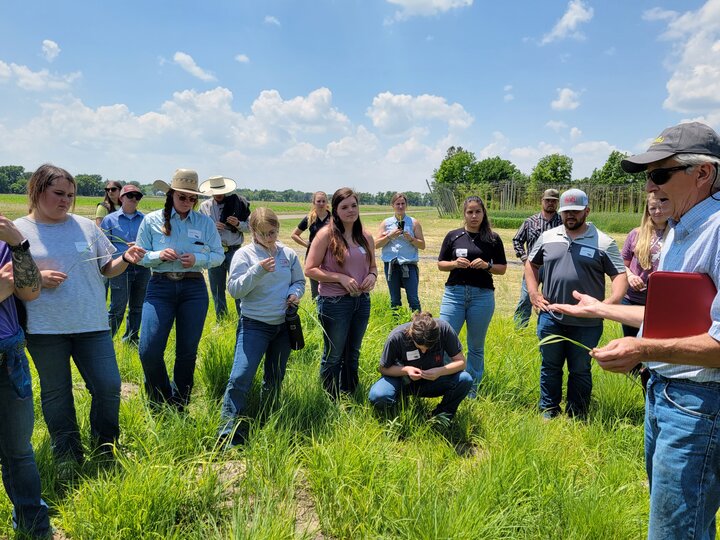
[153,271,204,281]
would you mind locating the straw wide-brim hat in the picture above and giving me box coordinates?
[199,175,237,196]
[152,169,203,195]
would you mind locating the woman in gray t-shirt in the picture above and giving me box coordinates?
[15,164,145,463]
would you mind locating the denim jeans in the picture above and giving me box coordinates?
[536,312,602,417]
[317,293,371,398]
[439,285,495,388]
[514,267,544,329]
[108,264,151,344]
[26,331,121,460]
[0,352,50,538]
[383,262,421,312]
[645,372,720,540]
[368,371,473,416]
[208,247,241,319]
[219,317,291,435]
[139,276,209,408]
[621,296,643,338]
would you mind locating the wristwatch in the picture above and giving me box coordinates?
[9,239,30,253]
[487,261,493,270]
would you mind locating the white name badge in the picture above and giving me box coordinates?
[75,242,89,253]
[579,247,595,258]
[188,229,202,240]
[456,248,468,258]
[358,246,367,255]
[406,349,421,361]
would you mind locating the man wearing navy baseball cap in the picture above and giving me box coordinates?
[525,187,627,421]
[550,122,720,539]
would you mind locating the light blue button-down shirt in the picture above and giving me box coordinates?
[135,208,224,272]
[646,195,720,381]
[100,210,145,254]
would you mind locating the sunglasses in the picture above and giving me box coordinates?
[176,194,198,203]
[123,193,143,200]
[645,165,692,186]
[105,187,119,193]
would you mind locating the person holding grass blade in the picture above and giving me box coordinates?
[525,188,626,420]
[374,192,426,314]
[101,184,150,346]
[135,169,223,410]
[15,164,146,463]
[437,195,507,398]
[219,208,305,447]
[368,312,472,421]
[305,187,377,399]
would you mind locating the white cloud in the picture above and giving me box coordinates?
[503,94,514,102]
[265,15,281,26]
[235,54,250,64]
[655,1,720,114]
[541,0,594,45]
[41,40,60,62]
[503,84,513,92]
[173,51,216,82]
[478,131,509,159]
[503,85,514,101]
[642,7,678,22]
[366,91,473,134]
[385,0,473,23]
[551,87,580,110]
[0,60,80,91]
[509,142,564,173]
[570,126,582,139]
[545,120,568,132]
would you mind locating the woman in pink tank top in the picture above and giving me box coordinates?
[305,188,378,398]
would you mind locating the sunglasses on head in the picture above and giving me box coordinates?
[645,165,692,186]
[176,194,198,203]
[123,193,142,200]
[105,187,119,192]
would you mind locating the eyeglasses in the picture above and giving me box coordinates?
[646,165,692,186]
[105,187,119,193]
[255,229,279,238]
[123,193,143,200]
[175,194,198,203]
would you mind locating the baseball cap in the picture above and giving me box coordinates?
[542,189,560,200]
[558,188,589,212]
[621,122,720,173]
[120,184,142,198]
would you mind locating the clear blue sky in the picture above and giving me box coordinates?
[0,0,717,193]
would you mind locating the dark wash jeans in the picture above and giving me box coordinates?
[108,264,151,344]
[0,339,50,537]
[317,293,371,398]
[368,371,473,416]
[219,317,291,436]
[26,330,121,460]
[536,312,602,417]
[139,276,209,408]
[208,247,241,319]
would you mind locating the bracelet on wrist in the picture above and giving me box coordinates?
[369,271,377,278]
[122,252,132,264]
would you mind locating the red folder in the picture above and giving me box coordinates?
[643,271,716,339]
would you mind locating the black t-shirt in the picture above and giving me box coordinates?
[297,213,331,245]
[438,227,507,289]
[380,320,463,371]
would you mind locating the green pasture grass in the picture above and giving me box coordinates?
[2,285,654,539]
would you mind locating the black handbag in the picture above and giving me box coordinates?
[286,304,305,350]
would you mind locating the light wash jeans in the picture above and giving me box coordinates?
[645,372,720,540]
[383,261,421,312]
[439,284,495,389]
[368,371,473,416]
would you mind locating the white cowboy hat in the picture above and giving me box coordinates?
[152,169,203,195]
[199,175,237,196]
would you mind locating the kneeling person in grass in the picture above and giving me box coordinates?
[368,312,472,419]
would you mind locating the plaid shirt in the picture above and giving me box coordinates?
[512,212,562,261]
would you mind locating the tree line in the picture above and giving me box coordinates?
[0,165,434,206]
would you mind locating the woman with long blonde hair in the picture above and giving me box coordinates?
[620,192,670,338]
[291,191,330,299]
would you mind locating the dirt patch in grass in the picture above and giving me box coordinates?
[295,474,326,539]
[120,382,140,400]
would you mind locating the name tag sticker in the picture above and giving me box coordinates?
[358,246,367,255]
[579,247,595,258]
[75,242,89,253]
[406,349,421,361]
[188,229,202,240]
[456,248,468,258]
[278,257,289,267]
